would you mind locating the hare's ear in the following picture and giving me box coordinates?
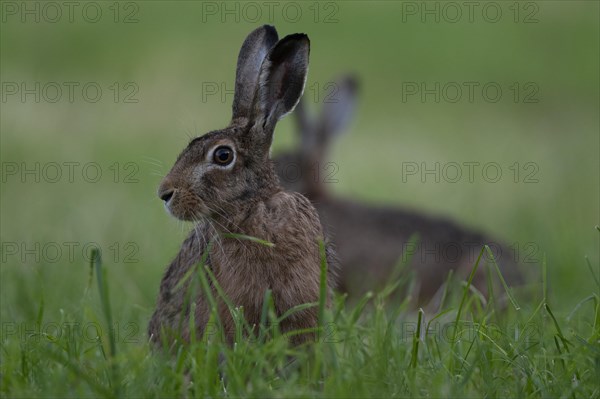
[316,75,359,141]
[294,96,320,154]
[232,25,279,123]
[298,75,358,160]
[252,33,310,138]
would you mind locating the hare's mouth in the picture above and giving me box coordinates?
[163,189,209,222]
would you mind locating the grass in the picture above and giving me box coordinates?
[1,2,598,398]
[1,234,598,398]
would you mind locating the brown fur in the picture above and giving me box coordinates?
[148,26,337,347]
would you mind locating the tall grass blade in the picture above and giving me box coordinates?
[438,269,454,313]
[410,308,424,368]
[259,289,272,343]
[452,246,484,346]
[92,248,115,357]
[545,303,571,351]
[318,240,328,327]
[484,245,520,310]
[585,256,600,288]
[92,247,119,395]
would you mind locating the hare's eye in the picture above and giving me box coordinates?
[213,146,234,166]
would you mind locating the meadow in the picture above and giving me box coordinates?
[1,2,598,397]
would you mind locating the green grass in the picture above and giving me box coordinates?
[1,237,599,398]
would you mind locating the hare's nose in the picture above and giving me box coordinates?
[159,188,174,203]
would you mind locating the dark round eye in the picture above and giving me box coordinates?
[213,146,234,166]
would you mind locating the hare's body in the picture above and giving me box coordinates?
[149,191,331,344]
[149,26,336,346]
[274,76,522,303]
[305,194,521,300]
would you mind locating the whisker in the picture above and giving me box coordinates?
[208,219,227,260]
[192,218,207,259]
[142,160,165,169]
[141,155,164,164]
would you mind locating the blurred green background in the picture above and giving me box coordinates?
[1,1,598,331]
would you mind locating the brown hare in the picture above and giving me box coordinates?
[274,75,523,304]
[148,25,337,347]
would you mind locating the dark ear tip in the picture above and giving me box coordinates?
[279,33,310,49]
[261,24,278,37]
[266,33,310,64]
[246,24,278,43]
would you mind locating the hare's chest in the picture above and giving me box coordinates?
[211,237,320,317]
[212,242,279,291]
[209,193,323,316]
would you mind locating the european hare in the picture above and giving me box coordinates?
[274,75,522,303]
[149,25,336,346]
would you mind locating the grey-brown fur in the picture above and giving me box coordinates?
[273,75,523,303]
[148,26,337,347]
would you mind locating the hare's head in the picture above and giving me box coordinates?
[158,25,309,222]
[274,75,358,198]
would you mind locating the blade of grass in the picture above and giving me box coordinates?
[452,246,485,347]
[553,335,566,370]
[585,256,600,288]
[259,289,272,343]
[312,240,329,383]
[485,245,520,310]
[542,253,547,302]
[94,248,115,356]
[35,293,44,328]
[390,233,420,283]
[318,240,328,327]
[566,294,597,321]
[277,302,319,324]
[448,245,485,373]
[410,308,424,368]
[221,233,275,247]
[438,269,454,314]
[593,296,600,342]
[426,308,454,334]
[349,292,373,325]
[545,303,571,351]
[92,247,119,395]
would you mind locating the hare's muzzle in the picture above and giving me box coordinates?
[158,186,174,203]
